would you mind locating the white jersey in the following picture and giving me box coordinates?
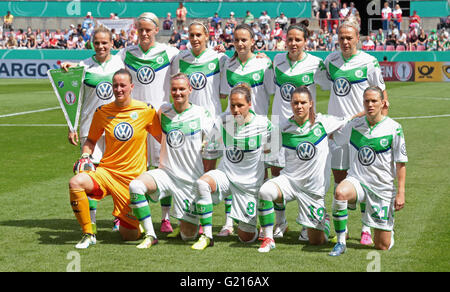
[118,43,179,110]
[78,54,124,137]
[334,116,408,201]
[214,111,273,196]
[172,48,228,117]
[159,103,215,183]
[220,55,275,115]
[280,113,347,196]
[324,50,385,118]
[272,52,329,125]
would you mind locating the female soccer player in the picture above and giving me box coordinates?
[61,26,125,232]
[128,73,216,249]
[117,12,180,233]
[257,87,361,252]
[68,69,162,249]
[329,86,407,256]
[324,17,388,244]
[191,83,275,250]
[218,24,274,236]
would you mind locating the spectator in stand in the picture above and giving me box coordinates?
[252,23,261,39]
[18,31,28,49]
[329,1,340,32]
[325,34,333,51]
[396,29,407,49]
[275,12,289,31]
[385,33,397,47]
[176,2,187,30]
[271,22,283,40]
[330,27,338,50]
[381,2,392,32]
[407,26,419,51]
[255,33,266,50]
[207,35,217,48]
[392,4,402,31]
[438,31,449,51]
[82,12,95,30]
[80,29,89,43]
[6,33,17,49]
[168,33,179,48]
[317,36,327,51]
[163,12,173,31]
[316,1,330,32]
[48,32,60,49]
[339,2,349,21]
[86,23,95,39]
[226,12,237,29]
[375,28,386,47]
[3,11,13,30]
[362,35,375,51]
[349,2,358,16]
[76,35,85,49]
[427,29,438,51]
[224,23,233,38]
[211,12,222,29]
[266,34,276,51]
[180,26,189,47]
[259,11,271,31]
[409,10,421,30]
[275,36,285,51]
[437,15,450,30]
[67,34,77,49]
[244,10,255,25]
[417,28,428,48]
[306,34,317,51]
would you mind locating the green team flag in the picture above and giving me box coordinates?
[47,66,85,132]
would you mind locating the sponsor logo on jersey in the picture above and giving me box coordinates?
[358,146,376,166]
[166,129,185,148]
[225,145,244,163]
[296,141,316,161]
[137,66,155,84]
[333,77,351,96]
[280,83,296,102]
[114,122,134,141]
[95,81,113,100]
[189,72,207,90]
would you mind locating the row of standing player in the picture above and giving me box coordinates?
[65,12,407,255]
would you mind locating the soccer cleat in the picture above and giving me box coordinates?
[298,226,309,241]
[160,219,173,233]
[91,223,97,235]
[360,231,373,245]
[258,237,276,253]
[112,218,120,232]
[136,235,158,249]
[217,225,234,237]
[329,243,347,256]
[75,233,96,249]
[273,221,288,238]
[191,234,214,250]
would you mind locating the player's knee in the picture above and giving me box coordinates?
[334,183,350,201]
[69,173,88,190]
[195,178,212,198]
[258,181,278,202]
[129,179,147,198]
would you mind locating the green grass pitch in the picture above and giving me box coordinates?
[0,79,449,272]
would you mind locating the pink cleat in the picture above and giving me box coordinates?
[160,219,173,233]
[360,231,373,245]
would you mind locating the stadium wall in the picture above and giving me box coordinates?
[1,49,449,81]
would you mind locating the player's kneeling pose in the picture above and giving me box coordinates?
[129,73,216,249]
[329,86,407,256]
[257,86,358,252]
[68,69,162,249]
[191,83,276,250]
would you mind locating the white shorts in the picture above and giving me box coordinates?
[206,169,258,227]
[143,168,199,225]
[270,175,327,231]
[81,135,105,164]
[266,147,285,168]
[330,142,349,170]
[147,134,160,168]
[345,176,395,231]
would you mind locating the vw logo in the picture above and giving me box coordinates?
[114,122,134,142]
[137,66,155,84]
[225,146,244,163]
[95,82,113,100]
[296,141,316,161]
[189,72,207,90]
[358,146,376,166]
[166,129,185,148]
[280,83,296,102]
[333,77,351,96]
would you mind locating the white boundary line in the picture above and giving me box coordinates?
[0,107,59,118]
[392,114,450,120]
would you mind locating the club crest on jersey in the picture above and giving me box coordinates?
[358,146,376,166]
[296,141,316,161]
[137,66,155,84]
[225,145,244,163]
[166,129,185,148]
[114,122,134,141]
[96,82,113,100]
[280,83,296,102]
[333,77,351,96]
[189,72,207,90]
